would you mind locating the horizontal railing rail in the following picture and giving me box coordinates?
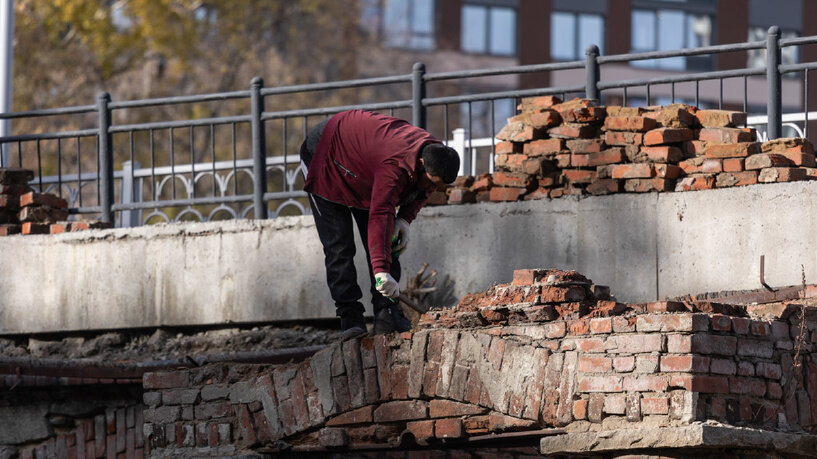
[1,25,814,227]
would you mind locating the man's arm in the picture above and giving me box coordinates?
[368,165,410,274]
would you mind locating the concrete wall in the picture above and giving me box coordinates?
[2,181,817,333]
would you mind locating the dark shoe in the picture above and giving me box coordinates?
[340,311,367,340]
[373,303,412,334]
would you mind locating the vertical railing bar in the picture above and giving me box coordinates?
[623,87,628,106]
[170,127,176,200]
[719,78,723,109]
[695,81,700,108]
[805,69,809,139]
[96,92,113,223]
[743,76,748,119]
[129,131,135,206]
[249,77,268,219]
[282,118,288,192]
[443,104,449,146]
[646,84,651,106]
[412,62,427,129]
[232,122,238,195]
[190,126,195,199]
[671,83,675,103]
[56,138,62,199]
[767,26,782,139]
[95,135,100,206]
[467,102,473,176]
[36,140,42,192]
[490,99,496,173]
[149,129,156,201]
[76,137,82,207]
[210,123,216,197]
[16,140,20,167]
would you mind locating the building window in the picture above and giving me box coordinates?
[747,27,798,68]
[363,0,435,50]
[630,8,713,70]
[551,12,604,61]
[461,4,517,56]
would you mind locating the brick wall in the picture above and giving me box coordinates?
[428,97,817,205]
[141,268,817,456]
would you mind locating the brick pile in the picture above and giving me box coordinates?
[426,98,817,205]
[141,268,817,456]
[0,167,111,235]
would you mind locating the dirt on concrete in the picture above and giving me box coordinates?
[0,324,345,362]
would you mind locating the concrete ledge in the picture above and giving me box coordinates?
[3,181,817,333]
[539,423,817,456]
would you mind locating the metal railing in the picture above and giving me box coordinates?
[1,26,814,227]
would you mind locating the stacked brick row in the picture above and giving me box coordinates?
[0,167,111,235]
[141,268,816,456]
[17,405,145,459]
[425,99,817,205]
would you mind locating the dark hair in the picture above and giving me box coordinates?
[421,143,460,184]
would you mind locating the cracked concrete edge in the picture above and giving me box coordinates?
[539,423,817,456]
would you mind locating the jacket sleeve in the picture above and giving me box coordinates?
[396,191,429,223]
[368,164,410,274]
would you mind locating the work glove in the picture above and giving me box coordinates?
[375,272,400,299]
[392,218,410,254]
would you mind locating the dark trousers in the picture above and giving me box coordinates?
[301,121,401,318]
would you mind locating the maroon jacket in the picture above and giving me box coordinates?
[304,110,441,274]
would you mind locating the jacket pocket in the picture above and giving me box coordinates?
[332,159,358,178]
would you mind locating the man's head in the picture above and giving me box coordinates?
[418,143,460,190]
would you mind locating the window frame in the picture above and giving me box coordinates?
[460,2,518,57]
[550,10,606,62]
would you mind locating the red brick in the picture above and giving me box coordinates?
[143,371,189,389]
[643,128,694,146]
[524,138,564,156]
[562,169,596,184]
[722,157,745,172]
[642,146,683,163]
[495,153,528,171]
[711,315,731,331]
[690,375,730,393]
[696,110,747,128]
[434,418,463,439]
[641,397,670,415]
[611,163,654,179]
[566,139,606,154]
[654,164,683,179]
[758,167,808,183]
[515,109,563,129]
[493,172,533,189]
[570,153,589,168]
[497,122,538,142]
[373,400,427,422]
[624,178,674,193]
[604,116,657,132]
[425,191,447,205]
[578,356,612,373]
[716,171,758,187]
[471,174,493,191]
[0,193,18,209]
[702,158,723,173]
[623,375,667,392]
[755,362,782,380]
[562,107,606,124]
[0,224,20,236]
[548,123,597,139]
[523,157,555,176]
[675,174,716,191]
[610,333,664,353]
[21,222,50,235]
[406,420,434,441]
[495,141,522,155]
[660,355,710,373]
[698,127,756,143]
[489,187,526,202]
[589,317,612,334]
[325,405,373,426]
[578,376,622,392]
[429,400,485,418]
[587,178,622,195]
[544,322,566,338]
[613,356,635,372]
[572,399,588,420]
[646,301,688,313]
[604,131,644,146]
[705,142,760,159]
[518,95,562,111]
[555,154,571,168]
[584,148,624,166]
[779,150,816,167]
[767,381,783,400]
[745,153,791,170]
[50,222,72,234]
[732,317,750,334]
[679,157,703,174]
[20,191,68,209]
[729,377,767,396]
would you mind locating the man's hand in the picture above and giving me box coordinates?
[392,218,410,253]
[375,272,400,298]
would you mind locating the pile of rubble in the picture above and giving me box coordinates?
[0,167,110,235]
[428,97,816,204]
